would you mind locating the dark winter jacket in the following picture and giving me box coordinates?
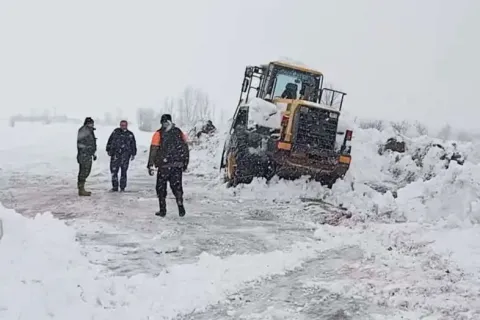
[77,125,97,162]
[147,124,189,169]
[203,122,216,133]
[106,128,137,158]
[196,121,216,138]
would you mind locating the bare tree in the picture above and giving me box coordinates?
[196,89,213,121]
[359,119,385,131]
[391,120,409,135]
[137,108,156,132]
[137,87,215,130]
[177,88,192,125]
[438,124,451,140]
[162,96,174,116]
[414,121,428,136]
[176,86,215,127]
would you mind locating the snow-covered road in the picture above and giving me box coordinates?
[1,122,480,319]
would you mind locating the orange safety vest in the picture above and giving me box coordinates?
[150,129,187,147]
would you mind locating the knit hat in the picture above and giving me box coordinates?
[84,117,94,125]
[160,114,172,123]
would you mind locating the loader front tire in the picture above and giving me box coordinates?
[225,151,253,187]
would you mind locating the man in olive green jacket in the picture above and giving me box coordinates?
[77,117,97,196]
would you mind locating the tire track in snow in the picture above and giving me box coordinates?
[177,225,480,320]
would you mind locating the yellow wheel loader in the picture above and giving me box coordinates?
[220,60,353,188]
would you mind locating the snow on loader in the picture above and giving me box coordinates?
[220,60,353,188]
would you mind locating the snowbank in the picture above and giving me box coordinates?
[197,112,480,225]
[0,204,110,319]
[0,203,320,319]
[329,118,480,224]
[186,131,226,178]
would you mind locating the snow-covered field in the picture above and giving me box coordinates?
[1,118,480,319]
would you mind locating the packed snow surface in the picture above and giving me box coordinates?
[0,203,324,319]
[1,118,480,319]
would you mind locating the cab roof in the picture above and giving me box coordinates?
[270,60,323,76]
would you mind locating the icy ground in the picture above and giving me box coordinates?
[1,120,480,319]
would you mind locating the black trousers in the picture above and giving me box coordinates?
[110,155,130,189]
[156,167,183,201]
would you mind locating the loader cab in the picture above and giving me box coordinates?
[264,62,323,103]
[237,62,324,105]
[237,61,347,111]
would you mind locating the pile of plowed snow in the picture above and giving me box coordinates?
[186,131,227,179]
[195,113,480,225]
[324,114,480,224]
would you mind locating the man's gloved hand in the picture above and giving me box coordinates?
[182,162,188,172]
[131,155,135,161]
[147,166,154,176]
[107,150,113,157]
[93,154,97,161]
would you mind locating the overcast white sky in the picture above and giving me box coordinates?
[1,0,479,129]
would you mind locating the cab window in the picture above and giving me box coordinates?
[270,68,318,102]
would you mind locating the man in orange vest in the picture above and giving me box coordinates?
[147,114,189,217]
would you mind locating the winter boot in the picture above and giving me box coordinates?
[78,182,91,196]
[178,204,186,217]
[110,187,118,192]
[155,197,167,217]
[176,196,185,217]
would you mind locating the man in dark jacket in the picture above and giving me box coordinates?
[106,120,137,192]
[147,114,189,217]
[195,120,216,138]
[77,117,97,196]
